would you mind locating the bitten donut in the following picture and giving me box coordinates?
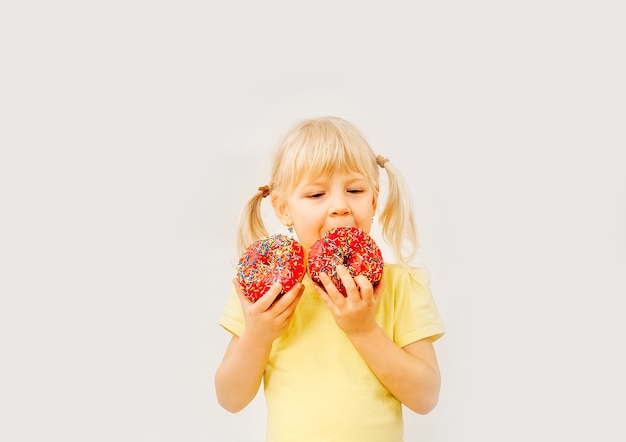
[307,226,384,296]
[237,234,306,302]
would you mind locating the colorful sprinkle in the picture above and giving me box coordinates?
[307,227,384,296]
[237,234,306,302]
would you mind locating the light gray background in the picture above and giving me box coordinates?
[2,1,625,441]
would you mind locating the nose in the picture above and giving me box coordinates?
[329,194,350,217]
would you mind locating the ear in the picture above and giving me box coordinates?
[271,196,292,226]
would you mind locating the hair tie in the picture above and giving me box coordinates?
[376,155,389,168]
[258,185,270,198]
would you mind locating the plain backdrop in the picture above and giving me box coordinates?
[1,1,625,441]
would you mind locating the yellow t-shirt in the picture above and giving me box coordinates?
[219,264,445,442]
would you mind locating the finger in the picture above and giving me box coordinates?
[272,282,304,312]
[279,284,304,319]
[256,282,284,310]
[336,264,360,300]
[372,271,386,302]
[313,280,342,315]
[233,278,282,311]
[353,273,373,302]
[318,272,346,306]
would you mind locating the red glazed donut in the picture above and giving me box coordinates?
[307,227,384,296]
[237,234,306,302]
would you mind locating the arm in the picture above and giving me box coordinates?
[348,328,440,414]
[314,265,441,414]
[214,280,304,412]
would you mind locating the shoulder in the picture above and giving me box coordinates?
[379,263,436,312]
[383,263,431,292]
[380,263,445,344]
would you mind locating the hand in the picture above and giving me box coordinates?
[313,265,386,337]
[234,279,304,344]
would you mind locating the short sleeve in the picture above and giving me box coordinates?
[218,286,245,336]
[391,266,445,348]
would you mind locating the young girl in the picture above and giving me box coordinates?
[215,116,444,441]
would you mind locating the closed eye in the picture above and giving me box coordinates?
[347,189,364,194]
[308,192,325,198]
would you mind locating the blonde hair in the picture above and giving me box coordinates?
[236,116,419,265]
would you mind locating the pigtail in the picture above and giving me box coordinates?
[378,159,419,265]
[236,186,270,255]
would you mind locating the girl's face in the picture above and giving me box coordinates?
[273,169,377,251]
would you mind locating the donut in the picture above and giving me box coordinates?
[307,226,384,296]
[236,234,306,302]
